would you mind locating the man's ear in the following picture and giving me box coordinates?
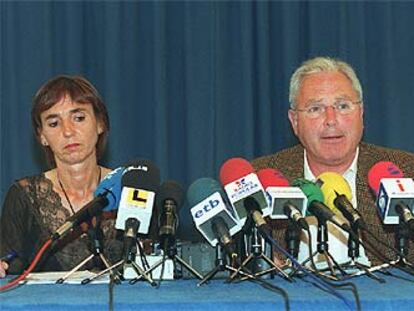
[288,109,299,136]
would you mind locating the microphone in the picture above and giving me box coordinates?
[257,168,308,230]
[115,159,160,235]
[292,179,351,232]
[94,166,125,208]
[368,161,404,195]
[157,180,184,251]
[243,196,272,241]
[368,161,414,228]
[219,158,269,226]
[187,177,242,256]
[52,166,124,240]
[283,203,310,231]
[115,160,160,263]
[316,172,367,230]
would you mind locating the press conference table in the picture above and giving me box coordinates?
[1,269,414,311]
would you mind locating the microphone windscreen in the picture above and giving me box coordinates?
[292,178,324,206]
[187,177,223,207]
[121,159,160,191]
[257,168,290,188]
[157,180,184,212]
[219,157,254,185]
[367,161,404,195]
[94,166,124,211]
[317,172,352,214]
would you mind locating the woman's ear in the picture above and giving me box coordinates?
[97,123,104,135]
[40,134,48,146]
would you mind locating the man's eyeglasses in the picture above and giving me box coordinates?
[293,99,362,119]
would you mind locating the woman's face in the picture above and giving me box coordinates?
[39,95,103,167]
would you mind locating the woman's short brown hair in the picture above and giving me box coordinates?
[31,75,110,167]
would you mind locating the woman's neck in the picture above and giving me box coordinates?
[54,160,101,202]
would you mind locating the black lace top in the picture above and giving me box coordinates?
[0,174,122,275]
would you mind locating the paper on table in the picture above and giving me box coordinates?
[20,270,110,285]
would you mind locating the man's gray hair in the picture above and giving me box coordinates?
[289,57,363,109]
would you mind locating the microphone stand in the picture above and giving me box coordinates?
[301,218,347,279]
[340,223,385,282]
[56,218,123,284]
[285,221,301,259]
[228,227,291,282]
[198,245,238,286]
[395,221,414,268]
[122,239,158,285]
[98,218,157,286]
[130,236,204,285]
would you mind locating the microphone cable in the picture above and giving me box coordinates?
[325,212,414,275]
[0,238,53,292]
[303,226,361,310]
[257,227,359,311]
[108,272,115,311]
[360,229,414,278]
[326,218,414,279]
[228,255,291,311]
[155,251,167,289]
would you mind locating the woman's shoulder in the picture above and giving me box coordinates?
[13,172,55,202]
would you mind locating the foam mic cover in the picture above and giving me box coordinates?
[122,159,160,191]
[187,177,224,207]
[257,168,290,188]
[158,181,184,212]
[94,166,124,211]
[368,161,404,195]
[219,157,254,185]
[316,172,367,230]
[316,172,352,215]
[292,178,324,206]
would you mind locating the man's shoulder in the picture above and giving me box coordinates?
[360,142,414,160]
[359,142,414,174]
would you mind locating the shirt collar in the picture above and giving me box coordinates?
[303,147,359,181]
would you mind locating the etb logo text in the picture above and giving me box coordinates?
[194,199,220,218]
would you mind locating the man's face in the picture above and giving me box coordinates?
[288,71,364,168]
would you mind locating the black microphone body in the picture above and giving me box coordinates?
[285,222,300,258]
[333,193,367,230]
[395,202,414,232]
[123,218,140,262]
[53,192,110,240]
[157,181,184,254]
[159,199,178,252]
[243,197,272,241]
[211,217,236,257]
[159,200,176,237]
[283,202,309,230]
[307,201,351,233]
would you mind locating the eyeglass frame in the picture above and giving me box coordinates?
[291,99,362,119]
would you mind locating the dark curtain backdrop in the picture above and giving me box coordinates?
[1,1,414,238]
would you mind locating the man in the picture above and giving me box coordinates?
[252,57,414,266]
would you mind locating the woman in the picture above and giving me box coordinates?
[0,75,118,277]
